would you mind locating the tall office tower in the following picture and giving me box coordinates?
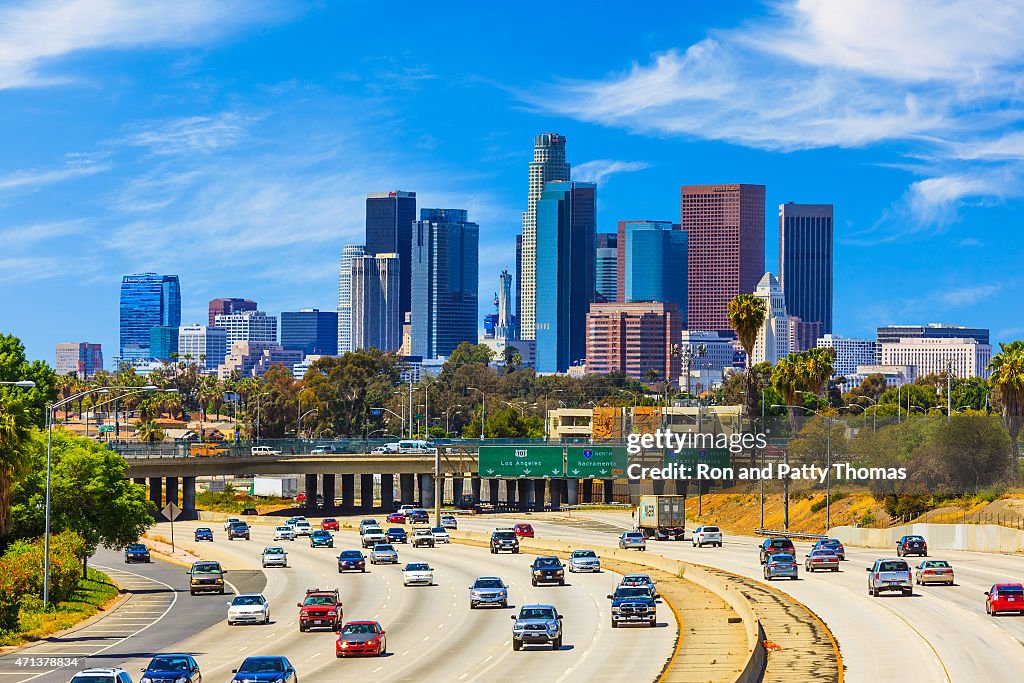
[586,302,682,383]
[617,221,688,325]
[520,133,570,340]
[213,310,278,346]
[515,234,523,324]
[177,325,227,372]
[410,209,480,359]
[535,181,596,373]
[350,253,402,352]
[281,309,339,358]
[750,273,791,365]
[788,316,824,353]
[55,343,103,378]
[779,203,833,333]
[207,298,257,327]
[365,191,416,323]
[119,273,181,361]
[337,244,366,354]
[595,233,617,302]
[876,323,990,346]
[616,221,678,302]
[149,326,179,362]
[497,269,514,338]
[681,184,765,332]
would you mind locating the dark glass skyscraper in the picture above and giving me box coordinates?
[410,209,479,359]
[119,273,181,361]
[535,181,596,373]
[281,309,339,357]
[617,221,688,326]
[365,191,416,323]
[778,203,833,333]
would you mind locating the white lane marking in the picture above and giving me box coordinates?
[422,635,431,642]
[401,650,410,656]
[372,666,383,672]
[483,655,492,662]
[459,674,468,680]
[311,652,322,659]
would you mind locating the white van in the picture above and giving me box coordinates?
[398,440,433,453]
[251,445,282,456]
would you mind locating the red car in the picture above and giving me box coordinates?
[986,583,1024,616]
[321,518,339,531]
[297,492,306,503]
[335,621,386,657]
[514,523,534,538]
[387,512,406,524]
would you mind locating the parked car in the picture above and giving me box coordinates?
[124,543,151,563]
[811,538,846,560]
[986,583,1024,616]
[764,553,799,580]
[386,527,408,543]
[370,543,399,564]
[692,525,722,548]
[440,514,458,529]
[759,538,796,564]
[430,526,450,544]
[915,559,955,586]
[530,556,565,586]
[896,535,928,557]
[230,656,296,682]
[402,562,434,586]
[261,546,288,568]
[514,523,535,538]
[618,531,646,551]
[337,550,366,573]
[805,549,840,572]
[141,654,201,683]
[194,527,214,542]
[567,549,601,573]
[335,621,386,657]
[321,518,340,531]
[866,558,913,596]
[226,593,270,625]
[274,525,296,541]
[188,561,226,595]
[511,605,562,651]
[469,576,508,609]
[309,530,334,548]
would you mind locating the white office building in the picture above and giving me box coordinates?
[213,310,278,345]
[751,273,791,365]
[337,244,365,355]
[350,253,402,352]
[177,325,228,372]
[816,334,878,379]
[879,337,992,379]
[845,364,917,389]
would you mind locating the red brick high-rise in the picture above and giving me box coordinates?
[586,302,682,384]
[681,184,765,332]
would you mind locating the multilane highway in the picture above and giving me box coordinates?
[103,521,676,683]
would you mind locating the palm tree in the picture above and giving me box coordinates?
[135,419,165,443]
[800,347,835,398]
[0,398,32,538]
[55,374,76,422]
[989,340,1024,483]
[771,354,802,432]
[727,294,767,419]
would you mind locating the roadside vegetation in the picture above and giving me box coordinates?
[196,484,292,514]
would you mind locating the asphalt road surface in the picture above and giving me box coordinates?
[457,511,1024,683]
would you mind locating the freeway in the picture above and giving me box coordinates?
[98,520,676,682]
[455,511,1024,683]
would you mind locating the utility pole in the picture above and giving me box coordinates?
[946,359,953,421]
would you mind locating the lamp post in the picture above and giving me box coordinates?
[443,405,462,435]
[298,408,318,440]
[372,407,404,437]
[88,388,177,438]
[0,381,36,387]
[468,387,485,440]
[772,403,833,531]
[421,380,437,440]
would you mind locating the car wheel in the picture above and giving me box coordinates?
[219,588,225,595]
[649,619,656,627]
[532,578,537,587]
[470,602,476,609]
[513,639,522,651]
[832,568,838,572]
[903,589,912,597]
[501,600,508,608]
[611,619,618,628]
[553,636,562,650]
[361,568,366,573]
[559,579,565,586]
[190,590,196,596]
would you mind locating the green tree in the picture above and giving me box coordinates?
[502,345,523,372]
[727,294,767,421]
[0,397,33,541]
[444,342,495,370]
[0,333,58,428]
[134,419,165,443]
[988,340,1024,483]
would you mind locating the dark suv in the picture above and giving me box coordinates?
[531,557,565,586]
[896,535,927,557]
[188,561,226,595]
[227,521,250,541]
[490,529,520,554]
[759,537,796,564]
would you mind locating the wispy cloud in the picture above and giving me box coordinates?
[573,159,650,185]
[0,0,295,90]
[0,158,109,194]
[939,283,1002,308]
[118,113,255,156]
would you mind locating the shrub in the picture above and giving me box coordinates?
[859,512,878,527]
[0,531,86,606]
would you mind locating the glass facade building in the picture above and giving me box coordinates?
[119,273,181,361]
[535,181,596,373]
[366,191,416,325]
[778,203,833,334]
[618,221,688,326]
[281,309,339,358]
[595,233,617,303]
[149,326,179,362]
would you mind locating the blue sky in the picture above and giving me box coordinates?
[2,0,1023,365]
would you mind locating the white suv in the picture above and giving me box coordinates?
[223,517,241,531]
[293,520,313,536]
[70,669,133,683]
[692,525,723,548]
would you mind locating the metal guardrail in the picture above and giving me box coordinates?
[753,528,828,540]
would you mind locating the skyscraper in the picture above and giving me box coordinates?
[617,221,688,325]
[350,253,401,352]
[213,310,278,345]
[515,234,523,325]
[55,343,103,378]
[410,208,479,359]
[149,327,179,362]
[520,133,570,340]
[586,302,682,384]
[681,184,765,332]
[208,298,257,327]
[337,244,366,355]
[751,273,790,365]
[119,273,181,361]
[365,191,416,323]
[595,233,617,303]
[779,203,833,333]
[535,180,595,373]
[281,309,339,357]
[497,269,514,338]
[177,325,227,372]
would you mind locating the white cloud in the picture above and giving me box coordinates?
[939,283,1002,308]
[119,113,255,156]
[572,159,650,185]
[0,158,109,193]
[0,0,292,89]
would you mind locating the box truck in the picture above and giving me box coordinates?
[252,475,298,499]
[636,495,687,540]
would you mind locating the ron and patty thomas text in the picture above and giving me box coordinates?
[627,462,907,482]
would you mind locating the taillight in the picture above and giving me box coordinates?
[875,573,880,580]
[769,563,778,568]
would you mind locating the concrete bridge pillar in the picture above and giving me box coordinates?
[581,479,593,503]
[549,479,562,511]
[399,474,415,507]
[360,474,374,511]
[471,476,482,504]
[488,479,500,505]
[450,476,464,506]
[566,478,579,506]
[652,478,666,496]
[133,477,146,487]
[517,479,533,512]
[322,474,336,514]
[304,474,318,513]
[149,478,162,509]
[165,476,179,506]
[672,478,687,497]
[533,479,546,512]
[504,480,517,509]
[341,474,355,511]
[602,479,615,504]
[380,475,395,511]
[435,476,447,507]
[182,477,196,519]
[419,474,434,508]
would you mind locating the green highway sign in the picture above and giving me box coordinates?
[98,425,114,434]
[478,446,564,478]
[664,448,732,472]
[566,446,627,479]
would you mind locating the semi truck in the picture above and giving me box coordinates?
[252,475,299,499]
[636,495,687,541]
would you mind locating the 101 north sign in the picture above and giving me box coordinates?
[478,446,564,478]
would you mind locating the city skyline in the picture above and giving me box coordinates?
[2,2,1022,363]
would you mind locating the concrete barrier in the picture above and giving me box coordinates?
[830,522,1024,553]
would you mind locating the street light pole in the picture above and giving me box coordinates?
[468,387,485,440]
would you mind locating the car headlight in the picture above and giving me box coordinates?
[215,578,223,583]
[339,641,349,648]
[273,679,284,683]
[176,677,187,683]
[141,677,152,683]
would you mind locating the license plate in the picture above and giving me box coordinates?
[886,581,899,585]
[1009,598,1016,602]
[313,620,322,624]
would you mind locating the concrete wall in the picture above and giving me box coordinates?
[830,523,1024,553]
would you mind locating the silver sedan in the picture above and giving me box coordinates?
[370,543,399,564]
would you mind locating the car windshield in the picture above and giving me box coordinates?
[264,547,284,554]
[493,532,516,540]
[474,578,504,588]
[520,608,555,620]
[127,544,146,551]
[998,585,1024,594]
[624,575,651,584]
[296,522,310,527]
[304,595,335,605]
[365,527,383,533]
[770,554,795,563]
[342,623,379,634]
[324,519,336,523]
[879,561,909,572]
[905,536,924,542]
[340,551,363,559]
[388,527,405,533]
[375,544,394,552]
[313,531,328,536]
[70,676,116,683]
[192,564,221,574]
[148,657,190,671]
[361,519,376,525]
[406,563,430,571]
[702,527,720,533]
[232,595,264,606]
[431,527,446,533]
[237,658,284,673]
[535,558,560,568]
[230,522,247,528]
[196,528,211,533]
[572,551,597,558]
[615,587,653,598]
[922,561,949,568]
